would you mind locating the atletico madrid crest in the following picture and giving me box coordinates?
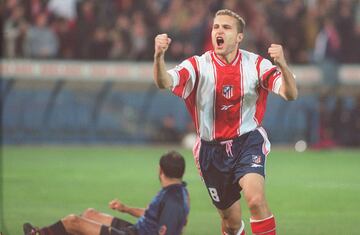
[222,85,233,99]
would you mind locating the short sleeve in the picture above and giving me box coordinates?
[167,56,198,99]
[256,57,282,94]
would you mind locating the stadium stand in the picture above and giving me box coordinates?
[2,0,360,147]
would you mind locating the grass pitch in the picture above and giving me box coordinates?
[2,146,360,234]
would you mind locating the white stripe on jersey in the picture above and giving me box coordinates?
[211,58,217,140]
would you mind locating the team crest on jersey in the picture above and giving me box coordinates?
[222,85,233,99]
[252,155,262,164]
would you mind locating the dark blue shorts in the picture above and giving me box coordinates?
[198,128,271,210]
[100,218,137,235]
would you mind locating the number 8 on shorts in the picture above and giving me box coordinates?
[208,187,220,202]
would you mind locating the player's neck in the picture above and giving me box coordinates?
[216,49,238,64]
[161,177,182,188]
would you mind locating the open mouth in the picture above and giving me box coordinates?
[216,36,224,47]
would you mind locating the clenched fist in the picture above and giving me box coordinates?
[268,44,287,68]
[109,199,126,212]
[154,34,172,58]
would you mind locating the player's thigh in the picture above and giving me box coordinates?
[62,215,102,235]
[238,173,266,203]
[82,208,114,226]
[217,200,242,223]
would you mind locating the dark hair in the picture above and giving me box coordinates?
[159,151,185,179]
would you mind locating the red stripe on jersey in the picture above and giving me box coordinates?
[188,56,199,75]
[256,55,282,92]
[173,67,190,97]
[212,53,242,140]
[172,57,199,98]
[184,81,199,134]
[254,86,268,125]
[184,57,200,133]
[268,70,281,91]
[268,75,279,91]
[261,67,278,90]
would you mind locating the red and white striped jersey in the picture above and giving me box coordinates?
[167,49,282,141]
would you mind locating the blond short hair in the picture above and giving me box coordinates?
[215,9,246,33]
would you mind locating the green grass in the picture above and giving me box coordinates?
[2,146,360,234]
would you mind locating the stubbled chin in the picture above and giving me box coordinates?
[214,47,225,55]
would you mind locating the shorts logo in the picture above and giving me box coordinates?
[222,85,233,99]
[252,155,262,164]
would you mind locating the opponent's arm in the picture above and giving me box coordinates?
[268,44,298,101]
[153,34,173,89]
[109,199,145,218]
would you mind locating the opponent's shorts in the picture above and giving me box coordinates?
[100,217,137,235]
[197,127,271,210]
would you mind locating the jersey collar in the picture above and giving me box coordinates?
[212,49,241,67]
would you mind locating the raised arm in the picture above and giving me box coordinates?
[268,44,298,101]
[109,199,145,218]
[153,34,173,89]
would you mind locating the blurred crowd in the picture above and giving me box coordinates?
[314,94,360,148]
[3,0,360,63]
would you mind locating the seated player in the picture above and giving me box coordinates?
[23,150,190,235]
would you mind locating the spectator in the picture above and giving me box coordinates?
[109,33,129,60]
[95,0,117,28]
[4,4,27,58]
[303,4,320,60]
[335,0,358,63]
[53,17,76,59]
[88,26,111,60]
[23,0,48,23]
[75,0,96,59]
[279,0,307,63]
[313,16,341,92]
[108,14,132,59]
[129,11,150,60]
[23,13,59,58]
[2,0,360,62]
